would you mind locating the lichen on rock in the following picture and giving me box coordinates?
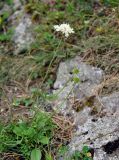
[53,55,119,160]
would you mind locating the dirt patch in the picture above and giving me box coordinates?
[0,82,31,123]
[0,152,25,160]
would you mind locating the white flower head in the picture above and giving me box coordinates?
[54,23,74,38]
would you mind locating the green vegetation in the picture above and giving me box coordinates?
[0,111,56,159]
[0,0,119,159]
[71,146,93,160]
[0,0,13,42]
[0,112,93,160]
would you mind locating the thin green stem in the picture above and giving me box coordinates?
[40,39,62,87]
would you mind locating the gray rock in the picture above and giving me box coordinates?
[53,56,119,159]
[54,56,103,89]
[0,0,33,55]
[13,0,22,10]
[9,0,34,54]
[53,56,104,113]
[12,13,33,55]
[101,92,119,116]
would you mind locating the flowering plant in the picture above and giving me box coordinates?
[42,23,75,85]
[54,23,74,38]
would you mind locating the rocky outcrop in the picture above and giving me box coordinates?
[12,12,33,55]
[11,0,34,55]
[53,56,119,159]
[1,0,34,55]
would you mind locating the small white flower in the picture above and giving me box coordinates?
[54,23,74,38]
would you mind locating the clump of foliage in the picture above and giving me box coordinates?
[0,111,56,159]
[71,146,93,160]
[0,1,13,42]
[0,114,93,160]
[13,97,33,107]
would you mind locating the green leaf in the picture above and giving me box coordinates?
[12,99,21,107]
[24,99,33,107]
[39,136,49,145]
[83,146,90,153]
[25,127,36,137]
[72,150,82,159]
[73,77,80,84]
[72,68,79,74]
[58,146,68,156]
[13,126,23,136]
[45,153,53,160]
[31,148,41,160]
[13,123,28,136]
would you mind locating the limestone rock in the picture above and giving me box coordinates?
[53,56,104,114]
[53,56,119,159]
[12,13,33,55]
[8,0,34,55]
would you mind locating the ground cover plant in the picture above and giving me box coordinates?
[0,111,56,159]
[0,0,119,159]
